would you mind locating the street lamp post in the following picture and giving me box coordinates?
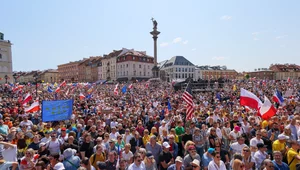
[4,75,8,83]
[33,72,39,98]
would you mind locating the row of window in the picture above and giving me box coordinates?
[175,68,194,72]
[118,64,151,69]
[174,73,194,79]
[118,71,150,76]
[117,56,152,62]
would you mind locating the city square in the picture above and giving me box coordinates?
[0,1,300,170]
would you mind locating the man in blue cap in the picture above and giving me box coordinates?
[202,148,215,170]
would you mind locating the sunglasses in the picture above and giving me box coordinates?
[243,150,249,152]
[192,166,198,168]
[216,156,220,158]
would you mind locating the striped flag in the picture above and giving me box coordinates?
[182,81,194,120]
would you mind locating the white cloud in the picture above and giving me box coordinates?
[252,32,259,36]
[173,37,182,43]
[183,40,188,45]
[253,37,259,41]
[160,42,169,47]
[212,56,226,60]
[192,48,196,51]
[275,35,287,40]
[220,15,232,21]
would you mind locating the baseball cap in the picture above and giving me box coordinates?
[175,156,183,163]
[39,142,46,148]
[234,126,240,131]
[162,142,170,148]
[278,134,289,140]
[61,127,66,131]
[191,159,200,167]
[207,148,215,154]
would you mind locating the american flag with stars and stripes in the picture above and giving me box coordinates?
[182,81,194,120]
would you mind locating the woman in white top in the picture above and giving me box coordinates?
[208,151,226,170]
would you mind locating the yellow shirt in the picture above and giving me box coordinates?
[272,140,285,152]
[143,135,150,146]
[90,152,106,169]
[287,148,300,170]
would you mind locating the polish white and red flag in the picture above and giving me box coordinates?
[59,80,66,87]
[25,101,40,113]
[79,93,86,100]
[55,87,60,93]
[240,88,263,110]
[259,96,277,120]
[22,93,32,105]
[114,84,119,95]
[128,84,133,89]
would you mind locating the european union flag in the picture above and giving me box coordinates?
[42,100,73,122]
[122,85,127,94]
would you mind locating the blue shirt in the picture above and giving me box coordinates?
[272,160,289,170]
[167,164,184,170]
[202,153,213,168]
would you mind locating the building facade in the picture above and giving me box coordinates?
[195,65,238,80]
[246,68,275,80]
[101,48,154,81]
[102,50,120,81]
[269,64,300,80]
[116,49,154,81]
[39,69,59,83]
[0,32,13,83]
[159,56,195,82]
[58,60,83,82]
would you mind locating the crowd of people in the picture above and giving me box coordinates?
[0,79,299,170]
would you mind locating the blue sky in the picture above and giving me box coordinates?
[2,0,300,72]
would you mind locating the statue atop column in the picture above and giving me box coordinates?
[151,18,158,30]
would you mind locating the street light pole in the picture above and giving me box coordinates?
[4,75,8,83]
[34,72,39,98]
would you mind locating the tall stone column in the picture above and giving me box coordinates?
[150,18,160,78]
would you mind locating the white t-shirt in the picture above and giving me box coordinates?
[229,131,241,143]
[20,120,33,130]
[230,142,247,154]
[109,132,120,140]
[46,139,62,155]
[122,150,134,161]
[123,134,133,144]
[110,121,118,128]
[1,145,17,162]
[208,160,226,170]
[249,138,264,148]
